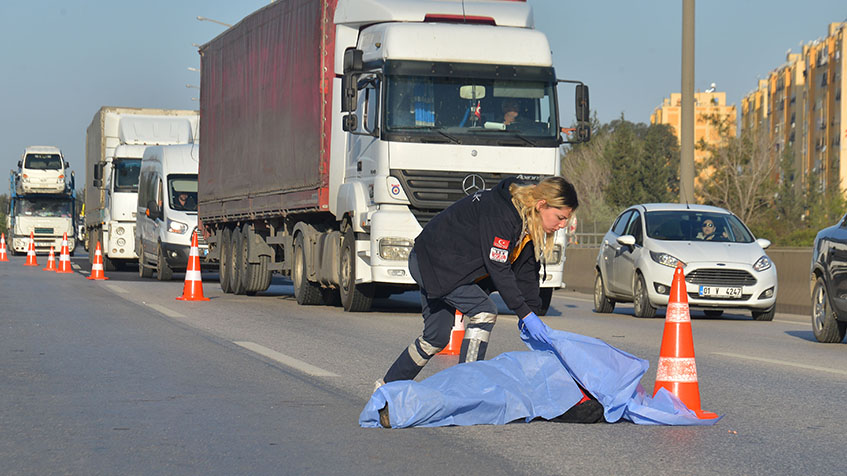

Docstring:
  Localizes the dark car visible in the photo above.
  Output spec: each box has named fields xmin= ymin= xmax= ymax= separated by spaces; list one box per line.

xmin=810 ymin=214 xmax=847 ymax=343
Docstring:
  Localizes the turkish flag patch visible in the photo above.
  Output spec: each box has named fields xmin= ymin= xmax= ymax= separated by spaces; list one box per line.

xmin=493 ymin=237 xmax=510 ymax=249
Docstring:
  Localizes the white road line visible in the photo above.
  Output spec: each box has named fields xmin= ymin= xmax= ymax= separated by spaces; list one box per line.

xmin=713 ymin=352 xmax=847 ymax=376
xmin=145 ymin=303 xmax=187 ymax=319
xmin=105 ymin=284 xmax=128 ymax=294
xmin=234 ymin=341 xmax=339 ymax=377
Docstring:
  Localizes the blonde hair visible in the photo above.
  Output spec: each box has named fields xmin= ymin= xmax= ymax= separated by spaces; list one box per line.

xmin=509 ymin=176 xmax=579 ymax=262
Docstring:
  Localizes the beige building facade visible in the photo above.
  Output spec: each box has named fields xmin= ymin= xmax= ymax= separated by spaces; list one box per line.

xmin=651 ymin=90 xmax=737 ymax=183
xmin=741 ymin=22 xmax=846 ymax=193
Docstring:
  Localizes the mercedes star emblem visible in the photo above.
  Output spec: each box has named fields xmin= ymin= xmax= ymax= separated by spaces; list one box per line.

xmin=462 ymin=174 xmax=485 ymax=196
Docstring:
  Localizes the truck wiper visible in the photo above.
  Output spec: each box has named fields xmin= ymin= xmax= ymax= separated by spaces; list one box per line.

xmin=498 ymin=134 xmax=536 ymax=147
xmin=389 ymin=126 xmax=460 ymax=144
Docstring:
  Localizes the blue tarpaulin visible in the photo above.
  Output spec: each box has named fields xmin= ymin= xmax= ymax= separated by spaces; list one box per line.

xmin=360 ymin=328 xmax=721 ymax=428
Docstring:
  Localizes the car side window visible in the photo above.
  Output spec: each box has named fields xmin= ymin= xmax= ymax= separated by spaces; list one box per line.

xmin=626 ymin=212 xmax=643 ymax=245
xmin=612 ymin=211 xmax=633 ymax=236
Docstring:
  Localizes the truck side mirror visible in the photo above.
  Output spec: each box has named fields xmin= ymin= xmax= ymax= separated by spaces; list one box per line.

xmin=341 ymin=48 xmax=363 ymax=113
xmin=93 ymin=163 xmax=103 ymax=188
xmin=576 ymin=123 xmax=591 ymax=143
xmin=343 ymin=47 xmax=363 ymax=73
xmin=575 ymin=84 xmax=590 ymax=123
xmin=342 ymin=114 xmax=358 ymax=132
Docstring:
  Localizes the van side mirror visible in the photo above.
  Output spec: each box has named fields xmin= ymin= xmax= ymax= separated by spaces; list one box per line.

xmin=65 ymin=161 xmax=70 ymax=168
xmin=17 ymin=160 xmax=21 ymax=168
xmin=146 ymin=200 xmax=161 ymax=220
xmin=93 ymin=163 xmax=103 ymax=187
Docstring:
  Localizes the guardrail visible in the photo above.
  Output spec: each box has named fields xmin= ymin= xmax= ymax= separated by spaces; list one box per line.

xmin=561 ymin=247 xmax=812 ymax=317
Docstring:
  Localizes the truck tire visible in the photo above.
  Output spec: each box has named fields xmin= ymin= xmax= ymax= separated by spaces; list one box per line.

xmin=812 ymin=276 xmax=847 ymax=342
xmin=230 ymin=226 xmax=246 ymax=295
xmin=137 ymin=242 xmax=153 ymax=278
xmin=537 ymin=287 xmax=553 ymax=316
xmin=340 ymin=229 xmax=374 ymax=312
xmin=156 ymin=244 xmax=173 ymax=281
xmin=241 ymin=224 xmax=272 ymax=295
xmin=293 ymin=233 xmax=322 ymax=305
xmin=219 ymin=227 xmax=233 ymax=293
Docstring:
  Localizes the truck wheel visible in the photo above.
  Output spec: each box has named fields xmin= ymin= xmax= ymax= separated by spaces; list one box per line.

xmin=230 ymin=226 xmax=246 ymax=295
xmin=340 ymin=229 xmax=374 ymax=312
xmin=137 ymin=242 xmax=153 ymax=278
xmin=156 ymin=244 xmax=173 ymax=281
xmin=219 ymin=227 xmax=233 ymax=293
xmin=537 ymin=287 xmax=553 ymax=316
xmin=241 ymin=224 xmax=272 ymax=295
xmin=293 ymin=233 xmax=322 ymax=305
xmin=812 ymin=277 xmax=847 ymax=342
xmin=633 ymin=273 xmax=656 ymax=318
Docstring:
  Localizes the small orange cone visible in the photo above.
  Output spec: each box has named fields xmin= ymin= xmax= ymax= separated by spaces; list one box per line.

xmin=653 ymin=263 xmax=718 ymax=420
xmin=437 ymin=310 xmax=465 ymax=355
xmin=87 ymin=242 xmax=109 ymax=280
xmin=0 ymin=233 xmax=9 ymax=262
xmin=43 ymin=246 xmax=57 ymax=271
xmin=176 ymin=231 xmax=209 ymax=301
xmin=56 ymin=232 xmax=73 ymax=274
xmin=24 ymin=232 xmax=38 ymax=266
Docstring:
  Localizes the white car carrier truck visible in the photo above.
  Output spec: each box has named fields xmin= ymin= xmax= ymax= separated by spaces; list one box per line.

xmin=198 ymin=0 xmax=590 ymax=312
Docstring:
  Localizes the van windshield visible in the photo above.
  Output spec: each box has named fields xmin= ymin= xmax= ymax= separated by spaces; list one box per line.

xmin=169 ymin=174 xmax=198 ymax=212
xmin=24 ymin=154 xmax=62 ymax=170
xmin=113 ymin=158 xmax=141 ymax=192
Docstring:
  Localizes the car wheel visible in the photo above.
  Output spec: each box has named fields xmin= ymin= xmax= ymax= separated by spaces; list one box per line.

xmin=811 ymin=276 xmax=847 ymax=342
xmin=751 ymin=307 xmax=775 ymax=321
xmin=293 ymin=233 xmax=322 ymax=305
xmin=537 ymin=287 xmax=554 ymax=316
xmin=339 ymin=228 xmax=374 ymax=312
xmin=703 ymin=309 xmax=723 ymax=318
xmin=156 ymin=244 xmax=173 ymax=281
xmin=593 ymin=272 xmax=615 ymax=313
xmin=138 ymin=242 xmax=153 ymax=278
xmin=633 ymin=273 xmax=656 ymax=318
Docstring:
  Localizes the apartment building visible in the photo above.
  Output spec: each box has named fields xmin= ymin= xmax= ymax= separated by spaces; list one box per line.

xmin=741 ymin=22 xmax=846 ymax=192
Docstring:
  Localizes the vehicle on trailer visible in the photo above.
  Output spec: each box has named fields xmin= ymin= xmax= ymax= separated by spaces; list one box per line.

xmin=594 ymin=203 xmax=777 ymax=320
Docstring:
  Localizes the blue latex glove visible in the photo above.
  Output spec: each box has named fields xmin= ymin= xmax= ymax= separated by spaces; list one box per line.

xmin=518 ymin=312 xmax=551 ymax=345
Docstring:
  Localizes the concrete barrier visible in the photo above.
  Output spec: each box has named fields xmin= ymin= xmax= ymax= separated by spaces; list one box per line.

xmin=561 ymin=247 xmax=812 ymax=316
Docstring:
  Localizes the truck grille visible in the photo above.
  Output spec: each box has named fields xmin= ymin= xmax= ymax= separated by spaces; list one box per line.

xmin=390 ymin=169 xmax=518 ymax=227
xmin=685 ymin=268 xmax=756 ymax=286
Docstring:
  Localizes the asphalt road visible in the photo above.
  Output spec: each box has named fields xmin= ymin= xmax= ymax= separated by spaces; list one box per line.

xmin=1 ymin=251 xmax=845 ymax=475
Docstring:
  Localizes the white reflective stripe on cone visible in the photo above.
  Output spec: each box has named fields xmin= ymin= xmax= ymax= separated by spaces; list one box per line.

xmin=189 ymin=247 xmax=199 ymax=257
xmin=666 ymin=302 xmax=690 ymax=323
xmin=185 ymin=270 xmax=202 ymax=282
xmin=92 ymin=264 xmax=104 ymax=271
xmin=656 ymin=357 xmax=699 ymax=382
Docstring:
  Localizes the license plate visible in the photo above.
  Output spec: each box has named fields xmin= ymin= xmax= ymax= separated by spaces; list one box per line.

xmin=699 ymin=286 xmax=742 ymax=299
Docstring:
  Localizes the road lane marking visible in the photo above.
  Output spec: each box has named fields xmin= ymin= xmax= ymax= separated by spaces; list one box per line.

xmin=105 ymin=284 xmax=128 ymax=294
xmin=234 ymin=341 xmax=339 ymax=377
xmin=145 ymin=303 xmax=187 ymax=319
xmin=713 ymin=352 xmax=847 ymax=376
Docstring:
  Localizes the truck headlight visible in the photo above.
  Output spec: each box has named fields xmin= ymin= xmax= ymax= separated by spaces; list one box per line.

xmin=551 ymin=244 xmax=563 ymax=264
xmin=650 ymin=250 xmax=684 ymax=268
xmin=753 ymin=255 xmax=772 ymax=272
xmin=168 ymin=219 xmax=189 ymax=234
xmin=117 ymin=238 xmax=126 ymax=246
xmin=116 ymin=226 xmax=125 ymax=235
xmin=379 ymin=237 xmax=413 ymax=261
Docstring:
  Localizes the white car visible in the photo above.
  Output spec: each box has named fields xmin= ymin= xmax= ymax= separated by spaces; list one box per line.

xmin=594 ymin=203 xmax=777 ymax=320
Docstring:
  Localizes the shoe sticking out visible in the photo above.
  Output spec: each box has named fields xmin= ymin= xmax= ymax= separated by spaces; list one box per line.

xmin=373 ymin=379 xmax=385 ymax=394
xmin=552 ymin=399 xmax=605 ymax=424
xmin=378 ymin=404 xmax=391 ymax=428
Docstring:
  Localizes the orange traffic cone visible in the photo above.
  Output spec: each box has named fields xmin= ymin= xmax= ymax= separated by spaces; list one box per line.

xmin=437 ymin=310 xmax=465 ymax=355
xmin=56 ymin=232 xmax=73 ymax=274
xmin=0 ymin=233 xmax=8 ymax=262
xmin=24 ymin=232 xmax=38 ymax=266
xmin=176 ymin=231 xmax=209 ymax=301
xmin=88 ymin=242 xmax=109 ymax=280
xmin=653 ymin=263 xmax=718 ymax=420
xmin=43 ymin=246 xmax=57 ymax=271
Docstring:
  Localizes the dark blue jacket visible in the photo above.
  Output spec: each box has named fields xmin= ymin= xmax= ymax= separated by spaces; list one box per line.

xmin=413 ymin=177 xmax=542 ymax=318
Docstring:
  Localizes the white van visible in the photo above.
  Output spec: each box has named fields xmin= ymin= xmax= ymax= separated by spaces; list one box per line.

xmin=17 ymin=146 xmax=69 ymax=194
xmin=136 ymin=144 xmax=206 ymax=280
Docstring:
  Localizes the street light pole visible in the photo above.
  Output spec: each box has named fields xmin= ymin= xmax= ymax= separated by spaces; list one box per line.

xmin=196 ymin=16 xmax=232 ymax=28
xmin=680 ymin=0 xmax=695 ymax=204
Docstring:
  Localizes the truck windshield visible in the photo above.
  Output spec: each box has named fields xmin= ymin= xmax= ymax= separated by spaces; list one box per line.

xmin=24 ymin=154 xmax=62 ymax=170
xmin=168 ymin=174 xmax=198 ymax=212
xmin=383 ymin=68 xmax=558 ymax=147
xmin=15 ymin=197 xmax=72 ymax=218
xmin=113 ymin=158 xmax=141 ymax=192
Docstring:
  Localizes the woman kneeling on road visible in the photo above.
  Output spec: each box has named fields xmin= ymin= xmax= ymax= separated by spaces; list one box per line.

xmin=377 ymin=175 xmax=578 ymax=388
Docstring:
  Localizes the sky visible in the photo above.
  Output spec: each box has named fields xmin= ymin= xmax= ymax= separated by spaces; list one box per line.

xmin=0 ymin=0 xmax=845 ymax=183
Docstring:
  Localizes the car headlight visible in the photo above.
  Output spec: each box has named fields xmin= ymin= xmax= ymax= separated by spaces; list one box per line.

xmin=168 ymin=219 xmax=189 ymax=234
xmin=379 ymin=237 xmax=413 ymax=261
xmin=650 ymin=250 xmax=684 ymax=268
xmin=753 ymin=255 xmax=772 ymax=272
